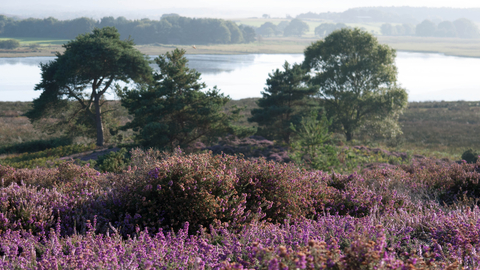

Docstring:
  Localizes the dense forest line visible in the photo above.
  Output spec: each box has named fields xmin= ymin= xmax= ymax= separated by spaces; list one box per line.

xmin=0 ymin=14 xmax=256 ymax=44
xmin=297 ymin=7 xmax=480 ymax=24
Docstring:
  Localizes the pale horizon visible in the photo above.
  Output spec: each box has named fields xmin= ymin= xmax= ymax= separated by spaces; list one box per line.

xmin=3 ymin=0 xmax=480 ymax=20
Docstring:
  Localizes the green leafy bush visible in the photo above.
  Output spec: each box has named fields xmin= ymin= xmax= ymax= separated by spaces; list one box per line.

xmin=0 ymin=39 xmax=20 ymax=49
xmin=96 ymin=148 xmax=130 ymax=173
xmin=461 ymin=148 xmax=479 ymax=163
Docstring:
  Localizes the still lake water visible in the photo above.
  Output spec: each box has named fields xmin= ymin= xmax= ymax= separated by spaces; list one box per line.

xmin=0 ymin=52 xmax=479 ymax=101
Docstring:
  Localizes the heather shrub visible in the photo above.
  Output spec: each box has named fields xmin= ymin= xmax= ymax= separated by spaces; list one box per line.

xmin=109 ymin=150 xmax=410 ymax=234
xmin=113 ymin=152 xmax=248 ymax=234
xmin=240 ymin=227 xmax=389 ymax=269
xmin=0 ymin=163 xmax=116 ymax=235
xmin=234 ymin=158 xmax=332 ymax=222
xmin=399 ymin=158 xmax=480 ymax=205
xmin=3 ymin=152 xmax=480 ymax=267
xmin=0 ymin=165 xmax=58 ymax=188
xmin=0 ymin=183 xmax=73 ymax=234
xmin=429 ymin=207 xmax=480 ymax=260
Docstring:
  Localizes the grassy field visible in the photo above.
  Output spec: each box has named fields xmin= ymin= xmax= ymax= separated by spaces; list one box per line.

xmin=1 ymin=36 xmax=479 ymax=58
xmin=226 ymin=99 xmax=480 ymax=160
xmin=3 ymin=99 xmax=478 ymax=160
xmin=136 ymin=39 xmax=313 ymax=55
xmin=0 ymin=102 xmax=51 ymax=147
xmin=0 ymin=37 xmax=70 ymax=45
xmin=378 ymin=36 xmax=480 ymax=57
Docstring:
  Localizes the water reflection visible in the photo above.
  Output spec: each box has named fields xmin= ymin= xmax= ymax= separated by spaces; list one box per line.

xmin=182 ymin=54 xmax=256 ymax=74
xmin=0 ymin=57 xmax=55 ymax=66
xmin=0 ymin=52 xmax=479 ymax=102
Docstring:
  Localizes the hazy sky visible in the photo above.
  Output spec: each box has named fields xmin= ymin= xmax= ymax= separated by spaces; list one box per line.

xmin=4 ymin=0 xmax=480 ymax=19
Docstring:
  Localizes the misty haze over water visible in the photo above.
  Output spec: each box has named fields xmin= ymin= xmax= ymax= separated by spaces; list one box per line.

xmin=0 ymin=52 xmax=479 ymax=102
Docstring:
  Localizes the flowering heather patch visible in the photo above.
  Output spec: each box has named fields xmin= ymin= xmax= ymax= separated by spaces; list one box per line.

xmin=0 ymin=149 xmax=480 ymax=268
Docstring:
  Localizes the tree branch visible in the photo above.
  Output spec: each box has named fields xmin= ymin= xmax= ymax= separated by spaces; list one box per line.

xmin=65 ymin=85 xmax=88 ymax=109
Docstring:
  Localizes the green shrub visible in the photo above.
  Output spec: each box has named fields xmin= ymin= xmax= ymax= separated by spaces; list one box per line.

xmin=0 ymin=39 xmax=20 ymax=49
xmin=289 ymin=111 xmax=339 ymax=171
xmin=97 ymin=148 xmax=130 ymax=173
xmin=461 ymin=149 xmax=479 ymax=163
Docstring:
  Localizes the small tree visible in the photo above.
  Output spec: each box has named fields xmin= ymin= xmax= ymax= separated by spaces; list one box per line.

xmin=121 ymin=48 xmax=253 ymax=151
xmin=289 ymin=110 xmax=338 ymax=171
xmin=27 ymin=27 xmax=152 ymax=146
xmin=303 ymin=28 xmax=408 ymax=141
xmin=249 ymin=61 xmax=317 ymax=143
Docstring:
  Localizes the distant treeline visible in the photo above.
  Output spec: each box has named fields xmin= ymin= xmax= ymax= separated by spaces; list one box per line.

xmin=297 ymin=7 xmax=480 ymax=24
xmin=381 ymin=18 xmax=480 ymax=38
xmin=0 ymin=14 xmax=256 ymax=44
xmin=254 ymin=19 xmax=309 ymax=37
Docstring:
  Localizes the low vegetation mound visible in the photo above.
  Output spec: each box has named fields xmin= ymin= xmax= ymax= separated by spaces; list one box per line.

xmin=204 ymin=135 xmax=291 ymax=163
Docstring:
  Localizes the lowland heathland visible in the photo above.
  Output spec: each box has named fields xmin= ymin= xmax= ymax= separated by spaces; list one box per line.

xmin=1 ymin=8 xmax=480 ymax=269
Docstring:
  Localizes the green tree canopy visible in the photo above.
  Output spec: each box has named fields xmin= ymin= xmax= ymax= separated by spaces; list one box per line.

xmin=26 ymin=27 xmax=152 ymax=146
xmin=303 ymin=28 xmax=408 ymax=141
xmin=453 ymin=18 xmax=480 ymax=38
xmin=416 ymin=20 xmax=436 ymax=37
xmin=239 ymin=25 xmax=256 ymax=42
xmin=436 ymin=21 xmax=457 ymax=37
xmin=284 ymin=19 xmax=309 ymax=37
xmin=249 ymin=61 xmax=318 ymax=143
xmin=121 ymin=48 xmax=253 ymax=151
xmin=256 ymin=22 xmax=279 ymax=37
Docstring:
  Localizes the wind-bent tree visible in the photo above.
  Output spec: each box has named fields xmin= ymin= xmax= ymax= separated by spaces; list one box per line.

xmin=121 ymin=48 xmax=253 ymax=151
xmin=27 ymin=27 xmax=152 ymax=146
xmin=249 ymin=61 xmax=317 ymax=143
xmin=303 ymin=28 xmax=408 ymax=141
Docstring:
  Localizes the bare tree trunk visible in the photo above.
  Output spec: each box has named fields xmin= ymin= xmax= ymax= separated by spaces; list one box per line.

xmin=345 ymin=130 xmax=353 ymax=141
xmin=94 ymin=94 xmax=104 ymax=146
